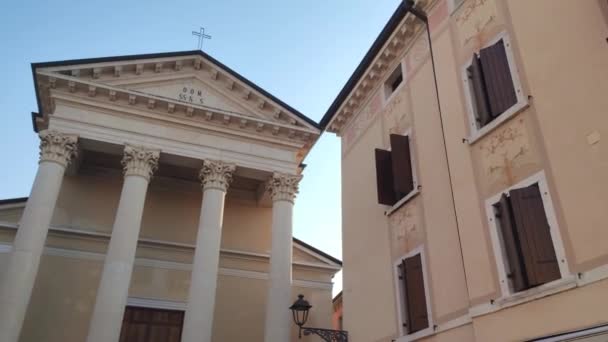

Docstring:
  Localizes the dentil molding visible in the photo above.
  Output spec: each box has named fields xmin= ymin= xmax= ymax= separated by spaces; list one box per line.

xmin=122 ymin=145 xmax=160 ymax=181
xmin=39 ymin=130 xmax=79 ymax=167
xmin=199 ymin=159 xmax=236 ymax=191
xmin=267 ymin=172 xmax=302 ymax=203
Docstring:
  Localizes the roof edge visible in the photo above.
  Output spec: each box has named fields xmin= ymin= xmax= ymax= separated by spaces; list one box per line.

xmin=293 ymin=237 xmax=343 ymax=266
xmin=320 ymin=2 xmax=411 ymax=128
xmin=30 ymin=50 xmax=320 ymax=131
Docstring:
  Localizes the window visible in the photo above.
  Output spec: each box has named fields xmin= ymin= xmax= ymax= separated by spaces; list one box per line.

xmin=463 ymin=34 xmax=525 ymax=140
xmin=385 ymin=64 xmax=404 ymax=98
xmin=395 ymin=252 xmax=430 ymax=336
xmin=492 ymin=182 xmax=561 ymax=293
xmin=374 ymin=133 xmax=416 ymax=206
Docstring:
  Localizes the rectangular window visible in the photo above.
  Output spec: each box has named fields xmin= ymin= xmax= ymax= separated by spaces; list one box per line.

xmin=385 ymin=64 xmax=404 ymax=98
xmin=374 ymin=133 xmax=416 ymax=206
xmin=467 ymin=38 xmax=517 ymax=128
xmin=463 ymin=34 xmax=526 ymax=141
xmin=396 ymin=253 xmax=430 ymax=335
xmin=493 ymin=183 xmax=561 ymax=293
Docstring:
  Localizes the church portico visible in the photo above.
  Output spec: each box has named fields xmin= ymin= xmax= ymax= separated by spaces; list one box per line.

xmin=0 ymin=51 xmax=338 ymax=342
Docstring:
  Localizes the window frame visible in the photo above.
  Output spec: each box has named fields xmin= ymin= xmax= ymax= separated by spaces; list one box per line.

xmin=385 ymin=128 xmax=420 ymax=216
xmin=384 ymin=61 xmax=406 ymax=101
xmin=461 ymin=32 xmax=528 ymax=144
xmin=485 ymin=171 xmax=571 ymax=299
xmin=392 ymin=246 xmax=434 ymax=341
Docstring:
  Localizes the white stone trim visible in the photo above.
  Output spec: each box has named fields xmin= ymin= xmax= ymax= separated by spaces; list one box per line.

xmin=461 ymin=31 xmax=529 ymax=144
xmin=48 ymin=115 xmax=298 ymax=175
xmin=485 ymin=171 xmax=571 ymax=298
xmin=0 ymin=223 xmax=338 ymax=272
xmin=126 ymin=297 xmax=187 ymax=311
xmin=392 ymin=246 xmax=435 ymax=341
xmin=0 ymin=243 xmax=333 ymax=290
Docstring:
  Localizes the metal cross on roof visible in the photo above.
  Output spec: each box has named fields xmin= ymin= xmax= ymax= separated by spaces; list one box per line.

xmin=192 ymin=27 xmax=212 ymax=50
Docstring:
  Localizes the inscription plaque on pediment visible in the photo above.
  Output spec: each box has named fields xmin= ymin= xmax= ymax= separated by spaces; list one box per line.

xmin=129 ymin=78 xmax=244 ymax=115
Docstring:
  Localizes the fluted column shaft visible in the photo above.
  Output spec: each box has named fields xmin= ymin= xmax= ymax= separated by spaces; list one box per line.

xmin=0 ymin=130 xmax=78 ymax=342
xmin=86 ymin=145 xmax=159 ymax=342
xmin=264 ymin=173 xmax=302 ymax=342
xmin=181 ymin=160 xmax=235 ymax=342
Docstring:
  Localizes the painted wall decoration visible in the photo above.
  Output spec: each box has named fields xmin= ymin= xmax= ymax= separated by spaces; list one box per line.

xmin=455 ymin=0 xmax=499 ymax=50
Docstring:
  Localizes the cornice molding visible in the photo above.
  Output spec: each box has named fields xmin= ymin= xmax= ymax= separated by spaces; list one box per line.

xmin=326 ymin=0 xmax=434 ymax=134
xmin=38 ymin=71 xmax=318 ymax=145
xmin=38 ymin=130 xmax=79 ymax=167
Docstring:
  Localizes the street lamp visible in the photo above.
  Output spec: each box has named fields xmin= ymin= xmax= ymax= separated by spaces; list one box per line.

xmin=289 ymin=294 xmax=348 ymax=342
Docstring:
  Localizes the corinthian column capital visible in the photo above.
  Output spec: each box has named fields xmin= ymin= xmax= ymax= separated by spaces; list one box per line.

xmin=267 ymin=172 xmax=302 ymax=203
xmin=38 ymin=130 xmax=79 ymax=167
xmin=199 ymin=160 xmax=236 ymax=192
xmin=121 ymin=145 xmax=160 ymax=181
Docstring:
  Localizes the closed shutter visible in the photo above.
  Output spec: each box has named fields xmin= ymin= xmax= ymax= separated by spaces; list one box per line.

xmin=480 ymin=39 xmax=518 ymax=117
xmin=495 ymin=194 xmax=528 ymax=292
xmin=375 ymin=149 xmax=397 ymax=205
xmin=390 ymin=134 xmax=414 ymax=199
xmin=509 ymin=184 xmax=561 ymax=287
xmin=403 ymin=254 xmax=429 ymax=334
xmin=467 ymin=56 xmax=492 ymax=126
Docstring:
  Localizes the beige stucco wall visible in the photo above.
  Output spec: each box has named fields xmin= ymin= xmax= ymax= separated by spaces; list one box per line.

xmin=337 ymin=0 xmax=608 ymax=341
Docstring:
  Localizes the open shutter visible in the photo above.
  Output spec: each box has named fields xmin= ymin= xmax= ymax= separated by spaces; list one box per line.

xmin=467 ymin=56 xmax=492 ymax=126
xmin=510 ymin=184 xmax=561 ymax=287
xmin=399 ymin=260 xmax=412 ymax=332
xmin=375 ymin=149 xmax=397 ymax=205
xmin=403 ymin=254 xmax=429 ymax=334
xmin=390 ymin=134 xmax=414 ymax=199
xmin=480 ymin=39 xmax=518 ymax=117
xmin=495 ymin=194 xmax=528 ymax=292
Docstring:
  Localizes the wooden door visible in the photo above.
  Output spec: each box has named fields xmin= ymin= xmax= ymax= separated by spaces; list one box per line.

xmin=119 ymin=306 xmax=184 ymax=342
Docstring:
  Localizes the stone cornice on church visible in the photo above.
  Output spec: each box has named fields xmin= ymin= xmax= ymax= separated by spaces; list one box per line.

xmin=323 ymin=0 xmax=435 ymax=134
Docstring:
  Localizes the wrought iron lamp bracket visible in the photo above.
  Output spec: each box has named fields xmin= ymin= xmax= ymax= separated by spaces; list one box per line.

xmin=301 ymin=326 xmax=349 ymax=342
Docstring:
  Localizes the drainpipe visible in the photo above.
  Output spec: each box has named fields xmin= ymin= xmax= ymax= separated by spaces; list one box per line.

xmin=402 ymin=0 xmax=472 ymax=300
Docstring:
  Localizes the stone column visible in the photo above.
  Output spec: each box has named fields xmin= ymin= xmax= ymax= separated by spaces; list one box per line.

xmin=264 ymin=172 xmax=302 ymax=342
xmin=181 ymin=160 xmax=235 ymax=342
xmin=86 ymin=145 xmax=159 ymax=342
xmin=0 ymin=130 xmax=78 ymax=342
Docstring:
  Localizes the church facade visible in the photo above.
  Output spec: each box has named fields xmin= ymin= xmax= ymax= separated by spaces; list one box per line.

xmin=322 ymin=0 xmax=608 ymax=341
xmin=0 ymin=51 xmax=340 ymax=342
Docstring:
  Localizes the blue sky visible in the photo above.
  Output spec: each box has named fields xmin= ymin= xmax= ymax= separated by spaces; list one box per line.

xmin=0 ymin=0 xmax=401 ymax=295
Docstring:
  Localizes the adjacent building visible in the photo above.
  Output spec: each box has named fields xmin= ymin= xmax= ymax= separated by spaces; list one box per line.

xmin=322 ymin=0 xmax=608 ymax=341
xmin=0 ymin=51 xmax=341 ymax=342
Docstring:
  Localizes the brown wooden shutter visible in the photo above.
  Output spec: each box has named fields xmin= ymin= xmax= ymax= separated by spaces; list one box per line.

xmin=403 ymin=254 xmax=429 ymax=334
xmin=375 ymin=149 xmax=397 ymax=205
xmin=390 ymin=134 xmax=414 ymax=199
xmin=495 ymin=194 xmax=528 ymax=292
xmin=509 ymin=184 xmax=561 ymax=287
xmin=467 ymin=56 xmax=492 ymax=126
xmin=399 ymin=260 xmax=412 ymax=332
xmin=120 ymin=307 xmax=184 ymax=342
xmin=480 ymin=39 xmax=518 ymax=117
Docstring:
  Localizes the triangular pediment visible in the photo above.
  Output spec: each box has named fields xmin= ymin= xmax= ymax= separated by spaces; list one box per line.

xmin=33 ymin=51 xmax=320 ymax=132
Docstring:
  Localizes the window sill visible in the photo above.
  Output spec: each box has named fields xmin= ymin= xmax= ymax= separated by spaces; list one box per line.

xmin=385 ymin=188 xmax=420 ymax=217
xmin=470 ymin=275 xmax=577 ymax=318
xmin=466 ymin=100 xmax=529 ymax=145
